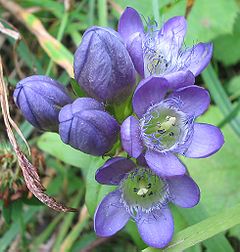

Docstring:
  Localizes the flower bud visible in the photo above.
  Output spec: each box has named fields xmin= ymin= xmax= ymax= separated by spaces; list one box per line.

xmin=59 ymin=98 xmax=119 ymax=156
xmin=74 ymin=26 xmax=136 ymax=103
xmin=13 ymin=75 xmax=72 ymax=131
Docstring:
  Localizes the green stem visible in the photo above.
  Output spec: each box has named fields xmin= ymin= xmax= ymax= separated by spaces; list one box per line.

xmin=98 ymin=0 xmax=107 ymax=26
xmin=88 ymin=0 xmax=95 ymax=26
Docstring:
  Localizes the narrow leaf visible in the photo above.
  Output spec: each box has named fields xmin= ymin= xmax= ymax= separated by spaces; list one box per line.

xmin=143 ymin=203 xmax=240 ymax=252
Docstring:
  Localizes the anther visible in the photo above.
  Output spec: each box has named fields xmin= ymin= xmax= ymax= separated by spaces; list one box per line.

xmin=158 ymin=129 xmax=166 ymax=134
xmin=147 ymin=183 xmax=152 ymax=189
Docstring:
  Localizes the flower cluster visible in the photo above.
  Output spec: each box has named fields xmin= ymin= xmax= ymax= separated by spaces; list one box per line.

xmin=13 ymin=6 xmax=224 ymax=249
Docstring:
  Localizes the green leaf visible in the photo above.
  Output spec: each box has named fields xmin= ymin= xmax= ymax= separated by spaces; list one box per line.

xmin=70 ymin=78 xmax=86 ymax=97
xmin=227 ymin=75 xmax=240 ymax=100
xmin=37 ymin=133 xmax=110 ymax=217
xmin=143 ymin=203 xmax=240 ymax=252
xmin=184 ymin=106 xmax=240 ymax=213
xmin=160 ymin=0 xmax=187 ymax=19
xmin=37 ymin=132 xmax=102 ymax=176
xmin=214 ymin=15 xmax=240 ymax=66
xmin=85 ymin=157 xmax=115 ymax=217
xmin=125 ymin=221 xmax=147 ymax=249
xmin=186 ymin=0 xmax=239 ymax=43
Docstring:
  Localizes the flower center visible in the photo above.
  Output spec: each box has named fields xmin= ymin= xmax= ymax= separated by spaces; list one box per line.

xmin=143 ymin=34 xmax=170 ymax=77
xmin=120 ymin=167 xmax=169 ymax=215
xmin=142 ymin=20 xmax=179 ymax=77
xmin=140 ymin=99 xmax=193 ymax=153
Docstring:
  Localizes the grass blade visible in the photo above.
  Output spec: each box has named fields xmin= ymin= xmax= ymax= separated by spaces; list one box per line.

xmin=143 ymin=203 xmax=240 ymax=252
xmin=202 ymin=64 xmax=240 ymax=137
xmin=0 ymin=0 xmax=73 ymax=77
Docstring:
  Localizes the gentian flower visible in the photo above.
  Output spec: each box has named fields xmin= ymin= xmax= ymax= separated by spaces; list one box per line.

xmin=121 ymin=77 xmax=224 ymax=176
xmin=118 ymin=7 xmax=213 ymax=88
xmin=13 ymin=75 xmax=72 ymax=131
xmin=94 ymin=157 xmax=200 ymax=248
xmin=74 ymin=26 xmax=136 ymax=103
xmin=59 ymin=97 xmax=119 ymax=156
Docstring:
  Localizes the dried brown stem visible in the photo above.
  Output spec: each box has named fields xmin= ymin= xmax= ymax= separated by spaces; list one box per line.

xmin=108 ymin=0 xmax=123 ymax=15
xmin=185 ymin=0 xmax=195 ymax=18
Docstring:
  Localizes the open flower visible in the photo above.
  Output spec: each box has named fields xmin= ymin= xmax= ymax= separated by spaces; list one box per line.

xmin=118 ymin=7 xmax=213 ymax=88
xmin=74 ymin=26 xmax=136 ymax=103
xmin=13 ymin=75 xmax=72 ymax=131
xmin=59 ymin=97 xmax=119 ymax=156
xmin=121 ymin=76 xmax=224 ymax=176
xmin=94 ymin=157 xmax=200 ymax=248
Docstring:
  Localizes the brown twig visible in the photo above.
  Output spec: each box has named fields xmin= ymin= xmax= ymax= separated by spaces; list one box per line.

xmin=108 ymin=0 xmax=123 ymax=15
xmin=185 ymin=0 xmax=195 ymax=18
xmin=64 ymin=0 xmax=74 ymax=12
xmin=0 ymin=57 xmax=76 ymax=212
xmin=0 ymin=19 xmax=25 ymax=79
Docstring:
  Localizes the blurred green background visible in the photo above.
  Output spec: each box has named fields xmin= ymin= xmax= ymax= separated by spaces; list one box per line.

xmin=0 ymin=0 xmax=240 ymax=251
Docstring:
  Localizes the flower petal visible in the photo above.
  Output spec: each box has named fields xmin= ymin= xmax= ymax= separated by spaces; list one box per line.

xmin=121 ymin=116 xmax=143 ymax=158
xmin=180 ymin=42 xmax=213 ymax=76
xmin=164 ymin=70 xmax=195 ymax=90
xmin=167 ymin=175 xmax=200 ymax=208
xmin=95 ymin=157 xmax=136 ymax=185
xmin=94 ymin=190 xmax=130 ymax=237
xmin=126 ymin=33 xmax=144 ymax=77
xmin=132 ymin=76 xmax=169 ymax=118
xmin=184 ymin=123 xmax=224 ymax=158
xmin=145 ymin=150 xmax=186 ymax=177
xmin=169 ymin=86 xmax=210 ymax=117
xmin=136 ymin=207 xmax=174 ymax=248
xmin=118 ymin=7 xmax=144 ymax=43
xmin=159 ymin=16 xmax=187 ymax=52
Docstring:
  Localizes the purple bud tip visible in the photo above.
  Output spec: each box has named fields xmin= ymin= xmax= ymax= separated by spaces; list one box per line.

xmin=74 ymin=26 xmax=136 ymax=103
xmin=13 ymin=75 xmax=72 ymax=132
xmin=59 ymin=97 xmax=120 ymax=156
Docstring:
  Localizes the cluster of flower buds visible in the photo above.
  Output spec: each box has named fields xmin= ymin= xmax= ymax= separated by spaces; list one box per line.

xmin=13 ymin=6 xmax=224 ymax=249
xmin=14 ymin=25 xmax=135 ymax=156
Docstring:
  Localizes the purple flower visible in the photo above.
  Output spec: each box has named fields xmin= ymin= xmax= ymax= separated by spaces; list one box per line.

xmin=94 ymin=157 xmax=200 ymax=248
xmin=59 ymin=97 xmax=119 ymax=156
xmin=13 ymin=75 xmax=72 ymax=131
xmin=74 ymin=26 xmax=136 ymax=103
xmin=118 ymin=7 xmax=213 ymax=88
xmin=120 ymin=76 xmax=224 ymax=177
